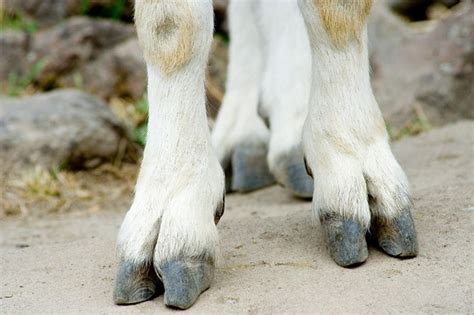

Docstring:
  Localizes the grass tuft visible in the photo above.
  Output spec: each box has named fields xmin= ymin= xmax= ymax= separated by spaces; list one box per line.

xmin=388 ymin=103 xmax=432 ymax=141
xmin=6 ymin=60 xmax=46 ymax=96
xmin=133 ymin=94 xmax=149 ymax=146
xmin=108 ymin=94 xmax=149 ymax=147
xmin=0 ymin=9 xmax=38 ymax=33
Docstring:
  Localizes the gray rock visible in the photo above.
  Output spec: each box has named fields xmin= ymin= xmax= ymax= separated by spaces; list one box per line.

xmin=0 ymin=15 xmax=227 ymax=110
xmin=3 ymin=0 xmax=70 ymax=27
xmin=0 ymin=89 xmax=138 ymax=171
xmin=3 ymin=0 xmax=134 ymax=27
xmin=0 ymin=17 xmax=135 ymax=79
xmin=32 ymin=17 xmax=136 ymax=86
xmin=0 ymin=17 xmax=139 ymax=99
xmin=60 ymin=38 xmax=147 ymax=100
xmin=0 ymin=32 xmax=30 ymax=83
xmin=369 ymin=1 xmax=473 ymax=130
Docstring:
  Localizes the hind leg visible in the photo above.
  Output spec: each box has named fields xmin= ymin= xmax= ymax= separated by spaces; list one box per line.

xmin=298 ymin=0 xmax=418 ymax=266
xmin=212 ymin=0 xmax=275 ymax=193
xmin=114 ymin=0 xmax=224 ymax=309
xmin=258 ymin=0 xmax=314 ymax=198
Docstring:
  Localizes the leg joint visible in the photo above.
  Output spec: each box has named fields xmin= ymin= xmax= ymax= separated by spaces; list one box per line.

xmin=134 ymin=0 xmax=195 ymax=75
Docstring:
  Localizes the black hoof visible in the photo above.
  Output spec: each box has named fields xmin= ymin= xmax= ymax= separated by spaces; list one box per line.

xmin=321 ymin=214 xmax=368 ymax=267
xmin=157 ymin=259 xmax=214 ymax=310
xmin=113 ymin=260 xmax=161 ymax=305
xmin=371 ymin=208 xmax=418 ymax=258
xmin=273 ymin=146 xmax=313 ymax=199
xmin=229 ymin=143 xmax=275 ymax=193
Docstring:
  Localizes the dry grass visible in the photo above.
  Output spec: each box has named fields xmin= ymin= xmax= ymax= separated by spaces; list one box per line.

xmin=0 ymin=163 xmax=138 ymax=219
xmin=388 ymin=103 xmax=433 ymax=141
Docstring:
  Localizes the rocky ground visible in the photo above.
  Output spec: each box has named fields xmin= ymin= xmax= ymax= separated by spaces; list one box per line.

xmin=1 ymin=122 xmax=473 ymax=313
xmin=0 ymin=0 xmax=473 ymax=313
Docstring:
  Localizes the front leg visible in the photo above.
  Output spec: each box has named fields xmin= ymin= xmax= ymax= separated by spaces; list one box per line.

xmin=298 ymin=0 xmax=417 ymax=266
xmin=114 ymin=0 xmax=224 ymax=309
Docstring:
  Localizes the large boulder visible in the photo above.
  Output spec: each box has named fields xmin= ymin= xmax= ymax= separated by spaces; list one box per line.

xmin=369 ymin=1 xmax=473 ymax=130
xmin=0 ymin=32 xmax=31 ymax=83
xmin=0 ymin=89 xmax=139 ymax=171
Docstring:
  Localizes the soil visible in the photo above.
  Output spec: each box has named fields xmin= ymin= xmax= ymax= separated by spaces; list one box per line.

xmin=1 ymin=121 xmax=473 ymax=313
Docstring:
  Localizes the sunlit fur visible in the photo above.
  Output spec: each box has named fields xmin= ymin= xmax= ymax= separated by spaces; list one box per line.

xmin=119 ymin=0 xmax=412 ymax=270
xmin=118 ymin=0 xmax=223 ymax=268
xmin=299 ymin=0 xmax=411 ymax=227
xmin=211 ymin=0 xmax=269 ymax=168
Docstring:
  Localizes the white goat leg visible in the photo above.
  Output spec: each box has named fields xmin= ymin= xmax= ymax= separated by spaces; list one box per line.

xmin=258 ymin=0 xmax=314 ymax=198
xmin=212 ymin=0 xmax=275 ymax=193
xmin=298 ymin=0 xmax=417 ymax=266
xmin=114 ymin=0 xmax=224 ymax=309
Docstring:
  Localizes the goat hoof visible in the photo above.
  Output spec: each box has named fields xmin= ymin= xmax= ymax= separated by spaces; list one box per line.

xmin=321 ymin=214 xmax=368 ymax=267
xmin=229 ymin=143 xmax=275 ymax=193
xmin=272 ymin=146 xmax=313 ymax=199
xmin=371 ymin=208 xmax=418 ymax=258
xmin=157 ymin=259 xmax=214 ymax=310
xmin=113 ymin=261 xmax=161 ymax=305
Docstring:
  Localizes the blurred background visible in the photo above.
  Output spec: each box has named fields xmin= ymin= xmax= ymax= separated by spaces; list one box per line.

xmin=0 ymin=0 xmax=472 ymax=218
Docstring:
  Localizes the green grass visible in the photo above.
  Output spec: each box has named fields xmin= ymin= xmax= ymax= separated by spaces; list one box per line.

xmin=132 ymin=95 xmax=149 ymax=146
xmin=80 ymin=0 xmax=92 ymax=16
xmin=6 ymin=60 xmax=46 ymax=96
xmin=0 ymin=13 xmax=37 ymax=33
xmin=214 ymin=32 xmax=230 ymax=44
xmin=133 ymin=124 xmax=147 ymax=147
xmin=73 ymin=72 xmax=84 ymax=90
xmin=80 ymin=0 xmax=128 ymax=21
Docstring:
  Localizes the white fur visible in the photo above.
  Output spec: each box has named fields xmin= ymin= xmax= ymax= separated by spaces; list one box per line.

xmin=212 ymin=0 xmax=312 ymax=187
xmin=211 ymin=0 xmax=269 ymax=166
xmin=298 ymin=0 xmax=411 ymax=226
xmin=119 ymin=0 xmax=413 ymax=267
xmin=257 ymin=0 xmax=311 ymax=178
xmin=118 ymin=0 xmax=223 ymax=266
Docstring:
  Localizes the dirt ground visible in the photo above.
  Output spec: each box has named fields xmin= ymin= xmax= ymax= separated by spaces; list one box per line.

xmin=1 ymin=121 xmax=473 ymax=314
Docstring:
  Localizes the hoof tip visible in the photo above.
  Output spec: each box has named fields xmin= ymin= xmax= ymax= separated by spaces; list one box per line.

xmin=321 ymin=214 xmax=368 ymax=267
xmin=113 ymin=261 xmax=159 ymax=305
xmin=230 ymin=143 xmax=275 ymax=193
xmin=373 ymin=209 xmax=418 ymax=258
xmin=158 ymin=259 xmax=214 ymax=310
xmin=273 ymin=146 xmax=314 ymax=199
xmin=285 ymin=162 xmax=314 ymax=199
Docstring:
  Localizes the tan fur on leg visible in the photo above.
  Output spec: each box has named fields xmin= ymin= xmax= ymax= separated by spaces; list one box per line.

xmin=135 ymin=0 xmax=195 ymax=76
xmin=313 ymin=0 xmax=372 ymax=48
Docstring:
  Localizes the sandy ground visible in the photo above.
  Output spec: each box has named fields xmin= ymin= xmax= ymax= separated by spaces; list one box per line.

xmin=1 ymin=121 xmax=473 ymax=314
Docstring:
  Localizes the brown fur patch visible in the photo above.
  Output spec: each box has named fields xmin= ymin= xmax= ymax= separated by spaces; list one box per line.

xmin=313 ymin=0 xmax=372 ymax=48
xmin=134 ymin=0 xmax=194 ymax=76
